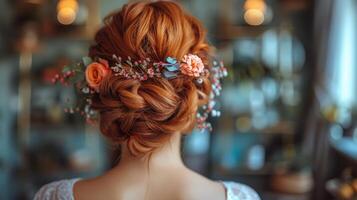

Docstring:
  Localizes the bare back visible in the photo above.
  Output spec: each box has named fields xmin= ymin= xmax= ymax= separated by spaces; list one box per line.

xmin=73 ymin=166 xmax=225 ymax=200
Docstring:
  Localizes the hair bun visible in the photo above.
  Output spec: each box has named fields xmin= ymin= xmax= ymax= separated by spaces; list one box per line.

xmin=88 ymin=1 xmax=212 ymax=156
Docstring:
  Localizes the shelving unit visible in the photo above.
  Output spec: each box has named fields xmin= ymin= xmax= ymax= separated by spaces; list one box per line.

xmin=0 ymin=60 xmax=17 ymax=200
xmin=185 ymin=0 xmax=315 ymax=199
xmin=6 ymin=37 xmax=109 ymax=199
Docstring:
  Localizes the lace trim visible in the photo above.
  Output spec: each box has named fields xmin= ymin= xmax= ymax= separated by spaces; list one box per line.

xmin=34 ymin=178 xmax=80 ymax=200
xmin=222 ymin=181 xmax=261 ymax=200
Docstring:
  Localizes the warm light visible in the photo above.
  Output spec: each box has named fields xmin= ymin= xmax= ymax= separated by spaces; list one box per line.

xmin=57 ymin=7 xmax=76 ymax=25
xmin=244 ymin=9 xmax=265 ymax=26
xmin=244 ymin=0 xmax=266 ymax=11
xmin=56 ymin=0 xmax=78 ymax=25
xmin=57 ymin=0 xmax=78 ymax=12
xmin=243 ymin=0 xmax=267 ymax=26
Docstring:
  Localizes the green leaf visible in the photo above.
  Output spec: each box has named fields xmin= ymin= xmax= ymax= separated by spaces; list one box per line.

xmin=78 ymin=62 xmax=86 ymax=70
xmin=82 ymin=57 xmax=92 ymax=66
xmin=62 ymin=65 xmax=72 ymax=73
xmin=68 ymin=72 xmax=85 ymax=83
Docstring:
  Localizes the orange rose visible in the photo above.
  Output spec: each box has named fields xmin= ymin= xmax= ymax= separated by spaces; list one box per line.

xmin=85 ymin=58 xmax=111 ymax=91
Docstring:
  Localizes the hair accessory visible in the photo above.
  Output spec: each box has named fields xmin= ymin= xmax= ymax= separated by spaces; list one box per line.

xmin=195 ymin=59 xmax=227 ymax=131
xmin=52 ymin=54 xmax=227 ymax=131
xmin=180 ymin=54 xmax=205 ymax=77
xmin=110 ymin=54 xmax=206 ymax=81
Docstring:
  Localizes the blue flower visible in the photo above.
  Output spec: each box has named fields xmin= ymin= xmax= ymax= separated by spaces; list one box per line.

xmin=162 ymin=70 xmax=178 ymax=79
xmin=166 ymin=57 xmax=177 ymax=64
xmin=161 ymin=56 xmax=180 ymax=79
xmin=164 ymin=63 xmax=179 ymax=72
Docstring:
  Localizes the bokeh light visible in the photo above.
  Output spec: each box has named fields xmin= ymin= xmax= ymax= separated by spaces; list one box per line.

xmin=244 ymin=9 xmax=265 ymax=26
xmin=243 ymin=0 xmax=267 ymax=26
xmin=57 ymin=0 xmax=78 ymax=25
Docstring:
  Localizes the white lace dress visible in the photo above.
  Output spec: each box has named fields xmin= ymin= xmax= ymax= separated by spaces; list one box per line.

xmin=33 ymin=179 xmax=260 ymax=200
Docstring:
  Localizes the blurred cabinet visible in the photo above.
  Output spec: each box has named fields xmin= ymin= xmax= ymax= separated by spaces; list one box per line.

xmin=0 ymin=61 xmax=16 ymax=200
xmin=182 ymin=0 xmax=314 ymax=199
xmin=0 ymin=39 xmax=111 ymax=200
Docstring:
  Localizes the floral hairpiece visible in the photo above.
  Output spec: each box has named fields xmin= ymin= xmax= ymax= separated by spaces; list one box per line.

xmin=52 ymin=54 xmax=227 ymax=131
xmin=109 ymin=54 xmax=207 ymax=80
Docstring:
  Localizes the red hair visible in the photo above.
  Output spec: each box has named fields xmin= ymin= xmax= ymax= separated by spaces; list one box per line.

xmin=89 ymin=1 xmax=212 ymax=156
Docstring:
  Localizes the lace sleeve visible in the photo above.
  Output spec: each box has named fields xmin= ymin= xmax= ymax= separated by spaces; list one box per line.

xmin=223 ymin=181 xmax=261 ymax=200
xmin=33 ymin=179 xmax=79 ymax=200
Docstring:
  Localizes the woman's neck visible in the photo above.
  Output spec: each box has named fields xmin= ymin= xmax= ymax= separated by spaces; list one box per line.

xmin=115 ymin=132 xmax=185 ymax=171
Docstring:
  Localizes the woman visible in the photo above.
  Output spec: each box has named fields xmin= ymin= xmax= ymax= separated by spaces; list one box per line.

xmin=34 ymin=1 xmax=260 ymax=200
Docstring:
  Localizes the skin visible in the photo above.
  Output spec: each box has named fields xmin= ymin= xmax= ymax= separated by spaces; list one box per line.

xmin=73 ymin=132 xmax=226 ymax=200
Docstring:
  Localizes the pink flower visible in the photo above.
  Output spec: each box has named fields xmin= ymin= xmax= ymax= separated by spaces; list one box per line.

xmin=147 ymin=68 xmax=155 ymax=77
xmin=180 ymin=54 xmax=204 ymax=77
xmin=85 ymin=58 xmax=111 ymax=91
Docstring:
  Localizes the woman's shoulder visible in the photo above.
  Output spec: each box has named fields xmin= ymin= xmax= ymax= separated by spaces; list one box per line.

xmin=221 ymin=181 xmax=261 ymax=200
xmin=33 ymin=178 xmax=80 ymax=200
xmin=33 ymin=178 xmax=260 ymax=200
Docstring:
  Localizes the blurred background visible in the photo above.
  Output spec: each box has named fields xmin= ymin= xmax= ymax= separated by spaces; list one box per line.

xmin=0 ymin=0 xmax=356 ymax=199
